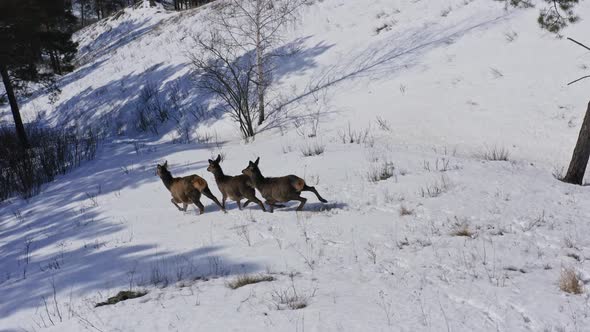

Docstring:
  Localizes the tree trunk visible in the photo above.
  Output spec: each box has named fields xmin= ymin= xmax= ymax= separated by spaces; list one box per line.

xmin=0 ymin=64 xmax=30 ymax=150
xmin=563 ymin=100 xmax=590 ymax=185
xmin=255 ymin=8 xmax=265 ymax=125
xmin=49 ymin=50 xmax=59 ymax=74
xmin=55 ymin=50 xmax=62 ymax=75
xmin=81 ymin=0 xmax=86 ymax=26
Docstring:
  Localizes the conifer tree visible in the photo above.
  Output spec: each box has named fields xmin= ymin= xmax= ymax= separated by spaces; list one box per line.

xmin=0 ymin=0 xmax=78 ymax=150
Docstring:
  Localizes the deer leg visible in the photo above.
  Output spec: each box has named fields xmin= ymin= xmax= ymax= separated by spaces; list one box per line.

xmin=265 ymin=200 xmax=275 ymax=213
xmin=302 ymin=185 xmax=328 ymax=203
xmin=171 ymin=199 xmax=184 ymax=211
xmin=265 ymin=199 xmax=286 ymax=211
xmin=202 ymin=187 xmax=226 ymax=213
xmin=182 ymin=202 xmax=188 ymax=212
xmin=266 ymin=200 xmax=286 ymax=208
xmin=295 ymin=196 xmax=307 ymax=211
xmin=244 ymin=195 xmax=266 ymax=212
xmin=221 ymin=194 xmax=227 ymax=209
xmin=194 ymin=199 xmax=205 ymax=215
xmin=237 ymin=200 xmax=243 ymax=210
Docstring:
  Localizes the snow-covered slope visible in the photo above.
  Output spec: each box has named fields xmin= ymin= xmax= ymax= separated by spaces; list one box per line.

xmin=2 ymin=0 xmax=590 ymax=331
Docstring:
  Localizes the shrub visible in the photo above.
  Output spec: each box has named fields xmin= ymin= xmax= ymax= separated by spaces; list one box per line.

xmin=135 ymin=81 xmax=168 ymax=134
xmin=0 ymin=124 xmax=100 ymax=201
xmin=399 ymin=205 xmax=414 ymax=216
xmin=271 ymin=287 xmax=311 ymax=310
xmin=478 ymin=146 xmax=510 ymax=161
xmin=338 ymin=123 xmax=373 ymax=145
xmin=559 ymin=268 xmax=583 ymax=294
xmin=420 ymin=175 xmax=450 ymax=198
xmin=368 ymin=161 xmax=395 ymax=182
xmin=300 ymin=141 xmax=325 ymax=157
xmin=450 ymin=224 xmax=474 ymax=237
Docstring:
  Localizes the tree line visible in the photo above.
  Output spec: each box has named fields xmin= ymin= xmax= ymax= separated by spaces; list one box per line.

xmin=1 ymin=0 xmax=79 ymax=149
xmin=170 ymin=0 xmax=216 ymax=11
xmin=73 ymin=0 xmax=217 ymax=26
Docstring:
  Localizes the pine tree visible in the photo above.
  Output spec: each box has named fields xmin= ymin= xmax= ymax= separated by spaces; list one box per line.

xmin=0 ymin=0 xmax=78 ymax=150
xmin=496 ymin=0 xmax=581 ymax=34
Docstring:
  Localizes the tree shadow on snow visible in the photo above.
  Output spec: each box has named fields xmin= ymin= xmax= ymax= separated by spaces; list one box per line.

xmin=265 ymin=14 xmax=511 ymax=132
xmin=34 ymin=35 xmax=337 ymax=141
xmin=0 ymin=138 xmax=258 ymax=319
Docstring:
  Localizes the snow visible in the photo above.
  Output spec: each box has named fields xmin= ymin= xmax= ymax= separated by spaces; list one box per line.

xmin=2 ymin=0 xmax=590 ymax=331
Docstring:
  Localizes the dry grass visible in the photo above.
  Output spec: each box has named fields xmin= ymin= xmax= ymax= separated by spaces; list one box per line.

xmin=420 ymin=175 xmax=450 ymax=198
xmin=368 ymin=161 xmax=395 ymax=182
xmin=271 ymin=288 xmax=312 ymax=310
xmin=399 ymin=205 xmax=414 ymax=216
xmin=300 ymin=141 xmax=325 ymax=157
xmin=450 ymin=224 xmax=474 ymax=237
xmin=95 ymin=290 xmax=147 ymax=307
xmin=559 ymin=268 xmax=583 ymax=294
xmin=477 ymin=146 xmax=510 ymax=161
xmin=226 ymin=274 xmax=274 ymax=289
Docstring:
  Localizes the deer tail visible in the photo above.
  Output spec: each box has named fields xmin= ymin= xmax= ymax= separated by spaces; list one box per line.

xmin=292 ymin=178 xmax=305 ymax=192
xmin=192 ymin=177 xmax=208 ymax=192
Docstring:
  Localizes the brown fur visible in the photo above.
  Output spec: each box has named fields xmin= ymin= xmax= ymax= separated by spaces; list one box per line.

xmin=292 ymin=178 xmax=305 ymax=192
xmin=192 ymin=177 xmax=207 ymax=192
xmin=241 ymin=157 xmax=327 ymax=212
xmin=156 ymin=161 xmax=225 ymax=215
xmin=207 ymin=155 xmax=266 ymax=211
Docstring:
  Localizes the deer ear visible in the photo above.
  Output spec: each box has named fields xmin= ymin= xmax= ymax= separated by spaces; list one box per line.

xmin=208 ymin=159 xmax=213 ymax=164
xmin=216 ymin=154 xmax=221 ymax=163
xmin=254 ymin=157 xmax=260 ymax=166
xmin=163 ymin=160 xmax=168 ymax=168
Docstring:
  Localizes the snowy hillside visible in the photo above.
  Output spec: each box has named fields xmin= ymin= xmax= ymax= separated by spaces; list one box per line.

xmin=2 ymin=0 xmax=590 ymax=331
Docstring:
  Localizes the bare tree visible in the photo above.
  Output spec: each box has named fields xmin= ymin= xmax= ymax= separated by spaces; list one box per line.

xmin=497 ymin=1 xmax=588 ymax=184
xmin=212 ymin=0 xmax=305 ymax=125
xmin=562 ymin=38 xmax=590 ymax=185
xmin=190 ymin=31 xmax=258 ymax=138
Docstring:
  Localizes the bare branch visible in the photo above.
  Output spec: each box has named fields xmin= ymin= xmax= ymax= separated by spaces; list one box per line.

xmin=567 ymin=37 xmax=590 ymax=52
xmin=567 ymin=75 xmax=590 ymax=86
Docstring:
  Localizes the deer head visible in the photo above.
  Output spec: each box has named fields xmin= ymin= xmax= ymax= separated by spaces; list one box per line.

xmin=206 ymin=154 xmax=222 ymax=173
xmin=241 ymin=157 xmax=260 ymax=178
xmin=156 ymin=160 xmax=168 ymax=177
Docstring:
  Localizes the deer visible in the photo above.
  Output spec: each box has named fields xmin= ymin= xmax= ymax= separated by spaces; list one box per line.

xmin=156 ymin=161 xmax=226 ymax=215
xmin=206 ymin=154 xmax=267 ymax=212
xmin=241 ymin=157 xmax=328 ymax=212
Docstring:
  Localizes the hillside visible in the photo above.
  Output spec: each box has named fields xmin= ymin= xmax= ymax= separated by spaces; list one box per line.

xmin=1 ymin=0 xmax=590 ymax=331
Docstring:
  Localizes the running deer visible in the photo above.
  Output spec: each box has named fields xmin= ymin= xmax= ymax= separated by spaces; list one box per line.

xmin=241 ymin=157 xmax=328 ymax=212
xmin=156 ymin=161 xmax=225 ymax=214
xmin=207 ymin=154 xmax=266 ymax=211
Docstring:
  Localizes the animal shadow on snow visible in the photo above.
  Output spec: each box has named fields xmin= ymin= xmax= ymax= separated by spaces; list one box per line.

xmin=274 ymin=201 xmax=348 ymax=213
xmin=0 ymin=139 xmax=258 ymax=320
